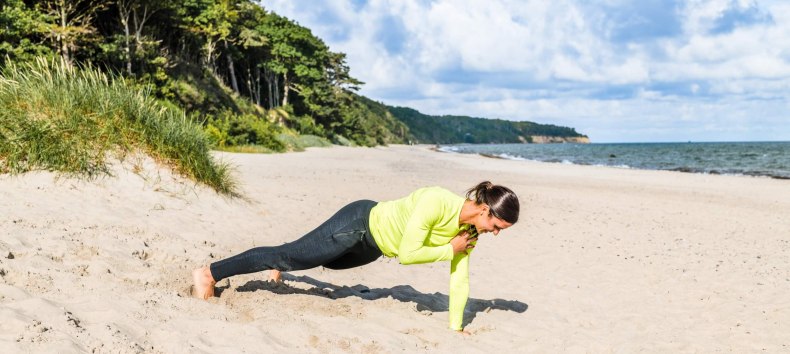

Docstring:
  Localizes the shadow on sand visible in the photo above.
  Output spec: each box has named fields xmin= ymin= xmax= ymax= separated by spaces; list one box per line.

xmin=221 ymin=273 xmax=528 ymax=327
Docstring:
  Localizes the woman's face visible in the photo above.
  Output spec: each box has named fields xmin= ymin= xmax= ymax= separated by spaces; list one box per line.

xmin=474 ymin=207 xmax=513 ymax=236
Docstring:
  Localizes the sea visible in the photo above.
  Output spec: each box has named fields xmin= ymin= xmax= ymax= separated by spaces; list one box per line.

xmin=437 ymin=141 xmax=790 ymax=180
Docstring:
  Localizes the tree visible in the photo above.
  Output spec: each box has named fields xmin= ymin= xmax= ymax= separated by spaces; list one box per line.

xmin=178 ymin=0 xmax=238 ymax=79
xmin=326 ymin=51 xmax=362 ymax=93
xmin=39 ymin=0 xmax=106 ymax=65
xmin=116 ymin=0 xmax=134 ymax=75
xmin=234 ymin=3 xmax=268 ymax=106
xmin=114 ymin=0 xmax=159 ymax=76
xmin=0 ymin=0 xmax=54 ymax=64
xmin=259 ymin=13 xmax=328 ymax=107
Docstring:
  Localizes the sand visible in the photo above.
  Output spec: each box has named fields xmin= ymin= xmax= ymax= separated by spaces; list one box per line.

xmin=1 ymin=145 xmax=788 ymax=353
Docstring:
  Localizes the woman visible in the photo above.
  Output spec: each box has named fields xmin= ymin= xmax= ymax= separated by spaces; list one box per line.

xmin=192 ymin=181 xmax=520 ymax=332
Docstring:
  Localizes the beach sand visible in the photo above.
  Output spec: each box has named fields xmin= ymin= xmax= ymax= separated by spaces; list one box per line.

xmin=1 ymin=145 xmax=788 ymax=353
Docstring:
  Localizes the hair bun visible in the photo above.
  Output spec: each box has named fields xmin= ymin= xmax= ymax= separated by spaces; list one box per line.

xmin=465 ymin=181 xmax=520 ymax=224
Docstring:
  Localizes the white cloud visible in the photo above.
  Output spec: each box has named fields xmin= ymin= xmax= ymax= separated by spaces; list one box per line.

xmin=602 ymin=57 xmax=650 ymax=84
xmin=262 ymin=0 xmax=790 ymax=142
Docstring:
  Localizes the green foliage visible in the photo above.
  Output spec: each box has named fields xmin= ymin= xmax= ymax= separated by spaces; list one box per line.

xmin=177 ymin=0 xmax=239 ymax=67
xmin=0 ymin=58 xmax=238 ymax=196
xmin=260 ymin=12 xmax=324 ymax=78
xmin=139 ymin=56 xmax=177 ymax=99
xmin=286 ymin=114 xmax=325 ymax=136
xmin=35 ymin=0 xmax=108 ymax=65
xmin=205 ymin=110 xmax=285 ymax=151
xmin=0 ymin=0 xmax=54 ymax=63
xmin=329 ymin=95 xmax=410 ymax=146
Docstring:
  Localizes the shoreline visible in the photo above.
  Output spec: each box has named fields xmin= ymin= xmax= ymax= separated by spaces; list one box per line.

xmin=1 ymin=144 xmax=788 ymax=352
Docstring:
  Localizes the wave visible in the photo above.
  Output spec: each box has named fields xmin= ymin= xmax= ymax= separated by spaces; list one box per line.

xmin=436 ymin=145 xmax=790 ymax=180
xmin=436 ymin=142 xmax=790 ymax=180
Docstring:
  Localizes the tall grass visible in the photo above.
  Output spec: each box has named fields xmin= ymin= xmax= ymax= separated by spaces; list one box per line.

xmin=0 ymin=58 xmax=238 ymax=196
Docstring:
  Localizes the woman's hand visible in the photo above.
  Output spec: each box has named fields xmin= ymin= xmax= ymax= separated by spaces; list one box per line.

xmin=450 ymin=230 xmax=477 ymax=255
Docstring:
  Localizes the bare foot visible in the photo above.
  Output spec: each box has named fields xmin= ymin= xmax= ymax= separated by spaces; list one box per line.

xmin=269 ymin=269 xmax=282 ymax=283
xmin=192 ymin=266 xmax=216 ymax=300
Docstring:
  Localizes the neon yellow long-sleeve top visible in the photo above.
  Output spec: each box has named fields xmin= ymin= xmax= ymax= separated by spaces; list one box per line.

xmin=368 ymin=186 xmax=475 ymax=330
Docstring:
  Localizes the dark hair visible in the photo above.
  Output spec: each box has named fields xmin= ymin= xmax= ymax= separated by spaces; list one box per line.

xmin=465 ymin=181 xmax=520 ymax=224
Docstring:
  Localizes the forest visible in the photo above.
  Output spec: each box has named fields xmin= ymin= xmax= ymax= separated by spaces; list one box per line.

xmin=0 ymin=0 xmax=587 ymax=152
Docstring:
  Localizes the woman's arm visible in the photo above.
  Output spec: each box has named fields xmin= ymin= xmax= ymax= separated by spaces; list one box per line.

xmin=397 ymin=195 xmax=455 ymax=264
xmin=448 ymin=248 xmax=472 ymax=330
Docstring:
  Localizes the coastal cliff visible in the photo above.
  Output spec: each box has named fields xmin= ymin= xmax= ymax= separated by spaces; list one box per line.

xmin=387 ymin=105 xmax=588 ymax=145
xmin=529 ymin=135 xmax=591 ymax=144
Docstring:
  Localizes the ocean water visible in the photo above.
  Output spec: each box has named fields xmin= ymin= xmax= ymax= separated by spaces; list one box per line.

xmin=438 ymin=141 xmax=790 ymax=179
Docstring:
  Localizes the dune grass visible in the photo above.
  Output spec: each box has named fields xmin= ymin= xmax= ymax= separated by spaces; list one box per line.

xmin=0 ymin=58 xmax=238 ymax=196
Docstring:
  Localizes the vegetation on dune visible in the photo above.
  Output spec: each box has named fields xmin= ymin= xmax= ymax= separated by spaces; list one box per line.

xmin=0 ymin=58 xmax=238 ymax=195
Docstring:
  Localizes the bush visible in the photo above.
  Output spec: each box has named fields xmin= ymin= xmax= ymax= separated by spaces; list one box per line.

xmin=205 ymin=110 xmax=285 ymax=152
xmin=287 ymin=114 xmax=326 ymax=136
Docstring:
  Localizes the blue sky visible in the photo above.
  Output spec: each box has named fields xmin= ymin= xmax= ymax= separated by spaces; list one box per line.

xmin=263 ymin=0 xmax=790 ymax=143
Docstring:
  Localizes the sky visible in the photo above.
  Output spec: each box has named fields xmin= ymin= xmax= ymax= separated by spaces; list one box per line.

xmin=262 ymin=0 xmax=790 ymax=143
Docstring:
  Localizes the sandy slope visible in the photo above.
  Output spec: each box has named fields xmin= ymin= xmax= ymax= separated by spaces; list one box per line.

xmin=1 ymin=145 xmax=788 ymax=353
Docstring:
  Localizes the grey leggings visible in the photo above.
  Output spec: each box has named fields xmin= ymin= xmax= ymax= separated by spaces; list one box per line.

xmin=210 ymin=200 xmax=382 ymax=282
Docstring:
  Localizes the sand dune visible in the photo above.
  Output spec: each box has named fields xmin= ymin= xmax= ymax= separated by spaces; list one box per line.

xmin=1 ymin=145 xmax=788 ymax=353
